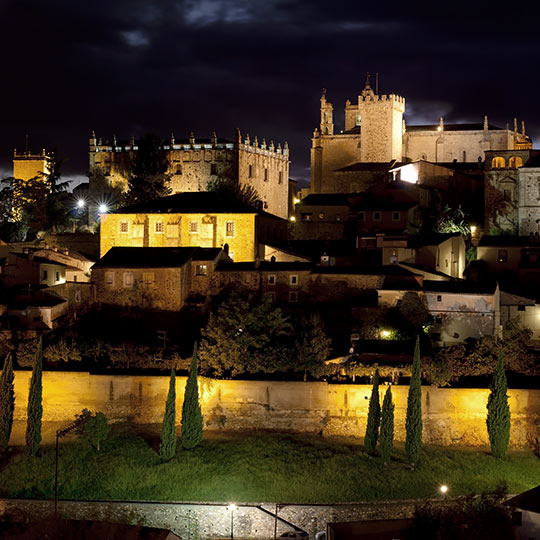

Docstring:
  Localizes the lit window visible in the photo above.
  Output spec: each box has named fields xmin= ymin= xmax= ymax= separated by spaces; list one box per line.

xmin=289 ymin=291 xmax=298 ymax=303
xmin=498 ymin=249 xmax=508 ymax=263
xmin=373 ymin=211 xmax=382 ymax=221
xmin=319 ymin=213 xmax=325 ymax=220
xmin=189 ymin=221 xmax=199 ymax=233
xmin=491 ymin=156 xmax=505 ymax=169
xmin=225 ymin=221 xmax=235 ymax=237
xmin=155 ymin=221 xmax=164 ymax=233
xmin=120 ymin=221 xmax=128 ymax=233
xmin=336 ymin=214 xmax=342 ymax=221
xmin=290 ymin=275 xmax=298 ymax=285
xmin=268 ymin=274 xmax=276 ymax=285
xmin=195 ymin=264 xmax=208 ymax=276
xmin=301 ymin=213 xmax=312 ymax=222
xmin=123 ymin=272 xmax=134 ymax=288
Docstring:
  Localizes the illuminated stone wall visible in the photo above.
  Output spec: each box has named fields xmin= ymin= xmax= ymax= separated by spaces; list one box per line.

xmin=100 ymin=212 xmax=256 ymax=261
xmin=9 ymin=372 xmax=540 ymax=448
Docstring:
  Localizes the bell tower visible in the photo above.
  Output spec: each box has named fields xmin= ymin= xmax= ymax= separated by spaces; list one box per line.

xmin=320 ymin=89 xmax=334 ymax=135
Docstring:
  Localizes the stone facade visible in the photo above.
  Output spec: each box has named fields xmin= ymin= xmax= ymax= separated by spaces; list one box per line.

xmin=518 ymin=165 xmax=540 ymax=234
xmin=12 ymin=149 xmax=52 ymax=182
xmin=89 ymin=130 xmax=290 ymax=219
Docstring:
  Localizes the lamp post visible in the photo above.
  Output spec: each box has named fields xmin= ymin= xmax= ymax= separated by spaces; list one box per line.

xmin=227 ymin=503 xmax=237 ymax=538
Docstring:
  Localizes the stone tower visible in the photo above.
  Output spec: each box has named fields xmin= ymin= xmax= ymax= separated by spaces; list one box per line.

xmin=348 ymin=75 xmax=405 ymax=162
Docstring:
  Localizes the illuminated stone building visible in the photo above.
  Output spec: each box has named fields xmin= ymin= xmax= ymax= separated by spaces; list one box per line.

xmin=311 ymin=78 xmax=531 ymax=194
xmin=12 ymin=148 xmax=53 ymax=182
xmin=99 ymin=192 xmax=288 ymax=261
xmin=89 ymin=129 xmax=290 ymax=219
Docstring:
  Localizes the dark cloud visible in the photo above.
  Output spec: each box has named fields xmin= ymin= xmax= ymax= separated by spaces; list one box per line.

xmin=1 ymin=1 xmax=539 ymax=187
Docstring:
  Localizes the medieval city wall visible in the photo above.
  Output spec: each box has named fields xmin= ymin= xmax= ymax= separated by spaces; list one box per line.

xmin=9 ymin=371 xmax=540 ymax=448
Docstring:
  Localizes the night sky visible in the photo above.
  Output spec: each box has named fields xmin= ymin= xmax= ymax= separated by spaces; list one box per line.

xmin=1 ymin=1 xmax=539 ymax=188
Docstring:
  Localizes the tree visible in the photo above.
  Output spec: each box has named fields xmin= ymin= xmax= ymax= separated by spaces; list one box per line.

xmin=159 ymin=369 xmax=177 ymax=461
xmin=181 ymin=343 xmax=203 ymax=450
xmin=207 ymin=168 xmax=261 ymax=209
xmin=364 ymin=369 xmax=381 ymax=455
xmin=26 ymin=337 xmax=43 ymax=456
xmin=0 ymin=354 xmax=15 ymax=453
xmin=124 ymin=133 xmax=171 ymax=205
xmin=389 ymin=292 xmax=431 ymax=339
xmin=199 ymin=292 xmax=292 ymax=377
xmin=295 ymin=313 xmax=332 ymax=381
xmin=379 ymin=385 xmax=394 ymax=463
xmin=486 ymin=352 xmax=511 ymax=458
xmin=75 ymin=409 xmax=111 ymax=452
xmin=44 ymin=340 xmax=82 ymax=363
xmin=433 ymin=206 xmax=471 ymax=235
xmin=405 ymin=336 xmax=423 ymax=464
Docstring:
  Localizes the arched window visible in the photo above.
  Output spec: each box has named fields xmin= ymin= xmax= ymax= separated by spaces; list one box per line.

xmin=491 ymin=156 xmax=505 ymax=169
xmin=324 ymin=127 xmax=329 ymax=135
xmin=509 ymin=156 xmax=523 ymax=168
xmin=356 ymin=115 xmax=362 ymax=126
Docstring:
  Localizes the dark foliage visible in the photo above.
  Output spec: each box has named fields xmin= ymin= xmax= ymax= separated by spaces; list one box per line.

xmin=364 ymin=369 xmax=381 ymax=455
xmin=0 ymin=353 xmax=15 ymax=453
xmin=25 ymin=338 xmax=43 ymax=456
xmin=405 ymin=336 xmax=422 ymax=464
xmin=181 ymin=344 xmax=203 ymax=450
xmin=159 ymin=369 xmax=177 ymax=461
xmin=487 ymin=353 xmax=511 ymax=458
xmin=379 ymin=385 xmax=394 ymax=463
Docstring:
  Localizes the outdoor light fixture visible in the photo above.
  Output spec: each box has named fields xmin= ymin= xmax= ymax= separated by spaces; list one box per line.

xmin=470 ymin=225 xmax=477 ymax=234
xmin=98 ymin=203 xmax=108 ymax=213
xmin=77 ymin=199 xmax=85 ymax=209
xmin=290 ymin=216 xmax=296 ymax=222
xmin=293 ymin=197 xmax=300 ymax=204
xmin=381 ymin=330 xmax=391 ymax=338
xmin=227 ymin=503 xmax=237 ymax=538
xmin=440 ymin=484 xmax=448 ymax=495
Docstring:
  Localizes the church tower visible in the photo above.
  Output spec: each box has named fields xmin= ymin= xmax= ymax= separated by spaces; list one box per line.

xmin=354 ymin=74 xmax=405 ymax=162
xmin=320 ymin=89 xmax=334 ymax=135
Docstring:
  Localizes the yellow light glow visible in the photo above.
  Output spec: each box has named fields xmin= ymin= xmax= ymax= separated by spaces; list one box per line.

xmin=470 ymin=225 xmax=477 ymax=234
xmin=290 ymin=216 xmax=296 ymax=222
xmin=293 ymin=197 xmax=300 ymax=204
xmin=440 ymin=485 xmax=448 ymax=494
xmin=400 ymin=164 xmax=418 ymax=184
xmin=227 ymin=503 xmax=237 ymax=511
xmin=381 ymin=330 xmax=391 ymax=338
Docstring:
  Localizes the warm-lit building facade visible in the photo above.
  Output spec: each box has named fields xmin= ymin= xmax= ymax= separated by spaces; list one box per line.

xmin=89 ymin=129 xmax=290 ymax=219
xmin=99 ymin=192 xmax=288 ymax=261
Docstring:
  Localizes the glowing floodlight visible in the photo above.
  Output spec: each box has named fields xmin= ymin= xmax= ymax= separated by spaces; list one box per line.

xmin=77 ymin=199 xmax=85 ymax=209
xmin=98 ymin=204 xmax=109 ymax=213
xmin=440 ymin=484 xmax=448 ymax=494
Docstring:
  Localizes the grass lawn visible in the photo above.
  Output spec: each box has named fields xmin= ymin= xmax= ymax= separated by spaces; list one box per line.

xmin=1 ymin=425 xmax=539 ymax=503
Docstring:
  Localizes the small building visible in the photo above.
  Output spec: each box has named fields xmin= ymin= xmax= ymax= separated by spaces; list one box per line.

xmin=1 ymin=251 xmax=66 ymax=288
xmin=506 ymin=485 xmax=540 ymax=540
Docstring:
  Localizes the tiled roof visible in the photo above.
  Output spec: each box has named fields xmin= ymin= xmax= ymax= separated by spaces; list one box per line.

xmin=406 ymin=123 xmax=503 ymax=132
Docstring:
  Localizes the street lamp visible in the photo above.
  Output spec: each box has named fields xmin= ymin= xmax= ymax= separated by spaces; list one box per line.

xmin=98 ymin=203 xmax=108 ymax=214
xmin=76 ymin=199 xmax=85 ymax=209
xmin=227 ymin=503 xmax=237 ymax=538
xmin=440 ymin=484 xmax=448 ymax=497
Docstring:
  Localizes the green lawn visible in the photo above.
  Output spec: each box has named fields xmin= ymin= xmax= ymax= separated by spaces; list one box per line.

xmin=1 ymin=426 xmax=539 ymax=503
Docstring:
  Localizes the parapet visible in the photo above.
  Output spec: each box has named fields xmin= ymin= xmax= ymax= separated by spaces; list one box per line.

xmin=358 ymin=93 xmax=405 ymax=104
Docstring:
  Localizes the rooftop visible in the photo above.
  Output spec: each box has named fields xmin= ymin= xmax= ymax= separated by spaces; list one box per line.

xmin=423 ymin=280 xmax=497 ymax=295
xmin=112 ymin=192 xmax=260 ymax=215
xmin=406 ymin=123 xmax=504 ymax=132
xmin=92 ymin=247 xmax=221 ymax=268
xmin=478 ymin=235 xmax=540 ymax=248
xmin=217 ymin=261 xmax=313 ymax=272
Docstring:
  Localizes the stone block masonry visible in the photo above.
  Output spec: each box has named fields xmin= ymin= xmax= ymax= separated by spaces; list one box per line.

xmin=8 ymin=372 xmax=540 ymax=448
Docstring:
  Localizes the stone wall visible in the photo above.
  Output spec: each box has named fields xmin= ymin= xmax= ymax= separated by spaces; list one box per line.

xmin=9 ymin=372 xmax=540 ymax=448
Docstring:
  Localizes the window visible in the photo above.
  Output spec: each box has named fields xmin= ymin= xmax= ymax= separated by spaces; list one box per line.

xmin=498 ymin=249 xmax=508 ymax=263
xmin=195 ymin=264 xmax=208 ymax=276
xmin=123 ymin=272 xmax=134 ymax=288
xmin=289 ymin=275 xmax=298 ymax=285
xmin=437 ymin=295 xmax=442 ymax=302
xmin=358 ymin=211 xmax=365 ymax=221
xmin=42 ymin=270 xmax=48 ymax=281
xmin=392 ymin=211 xmax=400 ymax=221
xmin=336 ymin=214 xmax=342 ymax=221
xmin=55 ymin=272 xmax=60 ymax=282
xmin=210 ymin=163 xmax=218 ymax=175
xmin=248 ymin=164 xmax=253 ymax=178
xmin=445 ymin=259 xmax=449 ymax=268
xmin=225 ymin=221 xmax=235 ymax=237
xmin=301 ymin=213 xmax=312 ymax=222
xmin=509 ymin=156 xmax=523 ymax=168
xmin=189 ymin=221 xmax=199 ymax=234
xmin=356 ymin=115 xmax=362 ymax=126
xmin=120 ymin=221 xmax=128 ymax=233
xmin=133 ymin=224 xmax=144 ymax=238
xmin=155 ymin=221 xmax=164 ymax=233
xmin=278 ymin=171 xmax=283 ymax=184
xmin=491 ymin=156 xmax=505 ymax=169
xmin=266 ymin=291 xmax=276 ymax=303
xmin=175 ymin=164 xmax=182 ymax=175
xmin=503 ymin=189 xmax=512 ymax=201
xmin=518 ymin=304 xmax=526 ymax=312
xmin=142 ymin=272 xmax=155 ymax=287
xmin=319 ymin=212 xmax=325 ymax=220
xmin=264 ymin=168 xmax=268 ymax=182
xmin=268 ymin=274 xmax=276 ymax=285
xmin=373 ymin=211 xmax=382 ymax=221
xmin=289 ymin=291 xmax=298 ymax=303
xmin=105 ymin=272 xmax=115 ymax=286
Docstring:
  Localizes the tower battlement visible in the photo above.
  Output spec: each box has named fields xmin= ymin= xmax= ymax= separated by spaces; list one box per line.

xmin=358 ymin=93 xmax=405 ymax=105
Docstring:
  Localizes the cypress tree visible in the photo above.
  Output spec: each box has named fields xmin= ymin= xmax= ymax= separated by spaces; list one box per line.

xmin=159 ymin=369 xmax=177 ymax=461
xmin=405 ymin=336 xmax=423 ymax=464
xmin=26 ymin=338 xmax=43 ymax=456
xmin=0 ymin=353 xmax=15 ymax=453
xmin=379 ymin=385 xmax=395 ymax=463
xmin=486 ymin=352 xmax=510 ymax=458
xmin=364 ymin=369 xmax=381 ymax=454
xmin=181 ymin=343 xmax=203 ymax=450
